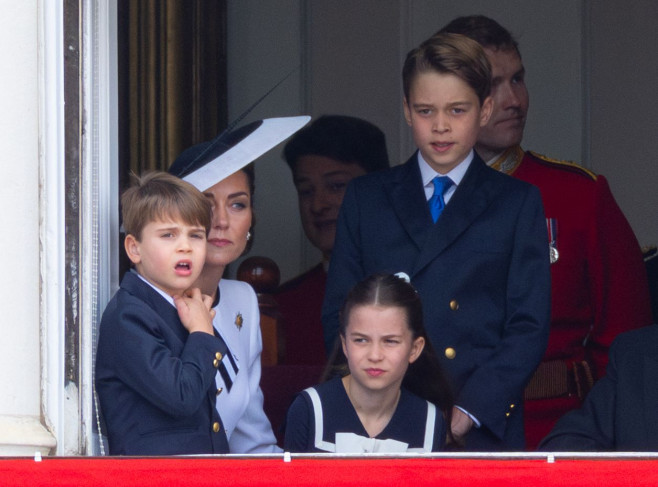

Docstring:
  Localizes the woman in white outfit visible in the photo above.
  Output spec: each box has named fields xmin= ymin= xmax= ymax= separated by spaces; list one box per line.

xmin=170 ymin=117 xmax=310 ymax=453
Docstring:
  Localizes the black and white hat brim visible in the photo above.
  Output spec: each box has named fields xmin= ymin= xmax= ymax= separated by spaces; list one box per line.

xmin=176 ymin=116 xmax=310 ymax=191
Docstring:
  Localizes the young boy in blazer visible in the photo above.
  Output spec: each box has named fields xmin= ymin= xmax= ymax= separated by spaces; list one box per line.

xmin=322 ymin=33 xmax=551 ymax=450
xmin=96 ymin=171 xmax=229 ymax=455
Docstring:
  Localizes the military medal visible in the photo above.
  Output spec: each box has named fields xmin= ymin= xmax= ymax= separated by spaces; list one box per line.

xmin=547 ymin=218 xmax=559 ymax=264
xmin=550 ymin=245 xmax=559 ymax=264
xmin=235 ymin=312 xmax=243 ymax=330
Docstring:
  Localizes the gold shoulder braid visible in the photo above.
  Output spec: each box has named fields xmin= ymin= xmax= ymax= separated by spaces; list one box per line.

xmin=490 ymin=145 xmax=524 ymax=175
xmin=528 ymin=151 xmax=598 ymax=181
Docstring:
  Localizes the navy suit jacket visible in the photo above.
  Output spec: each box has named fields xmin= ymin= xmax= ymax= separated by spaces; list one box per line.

xmin=539 ymin=324 xmax=658 ymax=451
xmin=96 ymin=271 xmax=230 ymax=455
xmin=322 ymin=153 xmax=551 ymax=450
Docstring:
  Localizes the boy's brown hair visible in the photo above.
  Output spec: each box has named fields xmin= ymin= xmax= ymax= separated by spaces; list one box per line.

xmin=402 ymin=32 xmax=492 ymax=105
xmin=121 ymin=171 xmax=212 ymax=240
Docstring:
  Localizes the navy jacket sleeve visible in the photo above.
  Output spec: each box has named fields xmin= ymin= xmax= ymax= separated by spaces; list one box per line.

xmin=283 ymin=393 xmax=313 ymax=452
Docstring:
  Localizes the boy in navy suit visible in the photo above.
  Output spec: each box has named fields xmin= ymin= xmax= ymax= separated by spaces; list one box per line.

xmin=322 ymin=33 xmax=551 ymax=450
xmin=96 ymin=171 xmax=230 ymax=455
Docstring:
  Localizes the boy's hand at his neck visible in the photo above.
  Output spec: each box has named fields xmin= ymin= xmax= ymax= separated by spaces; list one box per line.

xmin=174 ymin=287 xmax=216 ymax=335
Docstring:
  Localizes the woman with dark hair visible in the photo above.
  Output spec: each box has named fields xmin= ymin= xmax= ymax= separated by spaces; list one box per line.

xmin=168 ymin=116 xmax=309 ymax=453
xmin=284 ymin=273 xmax=454 ymax=453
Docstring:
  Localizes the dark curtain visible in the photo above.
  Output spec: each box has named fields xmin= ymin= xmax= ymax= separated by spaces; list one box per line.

xmin=117 ymin=0 xmax=227 ymax=277
xmin=117 ymin=0 xmax=228 ymax=193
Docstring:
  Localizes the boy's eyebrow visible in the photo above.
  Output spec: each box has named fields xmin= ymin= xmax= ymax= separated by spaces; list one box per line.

xmin=448 ymin=101 xmax=474 ymax=107
xmin=153 ymin=223 xmax=204 ymax=232
xmin=412 ymin=100 xmax=474 ymax=108
xmin=411 ymin=102 xmax=434 ymax=108
xmin=152 ymin=224 xmax=180 ymax=231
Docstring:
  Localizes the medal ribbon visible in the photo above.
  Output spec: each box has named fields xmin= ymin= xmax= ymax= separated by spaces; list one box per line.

xmin=546 ymin=218 xmax=557 ymax=246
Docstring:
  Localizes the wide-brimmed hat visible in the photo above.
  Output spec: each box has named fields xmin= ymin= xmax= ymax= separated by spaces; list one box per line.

xmin=169 ymin=115 xmax=310 ymax=191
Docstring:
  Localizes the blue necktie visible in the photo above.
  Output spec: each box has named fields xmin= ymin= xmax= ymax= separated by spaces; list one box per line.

xmin=429 ymin=176 xmax=453 ymax=223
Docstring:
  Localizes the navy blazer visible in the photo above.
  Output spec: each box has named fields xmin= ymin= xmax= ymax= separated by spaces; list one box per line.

xmin=539 ymin=324 xmax=658 ymax=451
xmin=96 ymin=271 xmax=230 ymax=455
xmin=322 ymin=153 xmax=551 ymax=450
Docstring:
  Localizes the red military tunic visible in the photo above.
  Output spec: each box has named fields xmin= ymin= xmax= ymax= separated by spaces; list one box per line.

xmin=492 ymin=146 xmax=652 ymax=449
xmin=274 ymin=263 xmax=328 ymax=366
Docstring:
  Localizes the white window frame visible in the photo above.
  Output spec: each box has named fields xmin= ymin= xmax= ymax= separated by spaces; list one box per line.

xmin=40 ymin=0 xmax=119 ymax=455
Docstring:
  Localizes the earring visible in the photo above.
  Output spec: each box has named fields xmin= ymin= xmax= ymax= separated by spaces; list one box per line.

xmin=246 ymin=231 xmax=251 ymax=241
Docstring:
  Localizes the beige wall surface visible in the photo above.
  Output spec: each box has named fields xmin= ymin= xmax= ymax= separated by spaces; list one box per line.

xmin=227 ymin=0 xmax=311 ymax=282
xmin=588 ymin=2 xmax=658 ymax=247
xmin=0 ymin=0 xmax=56 ymax=455
xmin=0 ymin=0 xmax=41 ymax=418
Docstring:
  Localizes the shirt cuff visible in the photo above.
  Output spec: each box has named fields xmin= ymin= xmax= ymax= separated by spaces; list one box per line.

xmin=456 ymin=406 xmax=481 ymax=428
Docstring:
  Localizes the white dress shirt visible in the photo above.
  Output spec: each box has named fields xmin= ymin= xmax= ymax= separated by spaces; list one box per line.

xmin=418 ymin=150 xmax=474 ymax=204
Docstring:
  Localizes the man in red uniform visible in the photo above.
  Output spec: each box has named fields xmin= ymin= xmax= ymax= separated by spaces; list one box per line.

xmin=275 ymin=115 xmax=390 ymax=365
xmin=440 ymin=15 xmax=652 ymax=448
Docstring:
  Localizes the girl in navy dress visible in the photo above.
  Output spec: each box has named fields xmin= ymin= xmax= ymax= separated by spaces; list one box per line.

xmin=284 ymin=273 xmax=454 ymax=453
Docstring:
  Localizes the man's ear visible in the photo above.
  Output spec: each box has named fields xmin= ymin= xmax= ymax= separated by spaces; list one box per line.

xmin=403 ymin=97 xmax=412 ymax=126
xmin=480 ymin=96 xmax=494 ymax=126
xmin=124 ymin=234 xmax=141 ymax=265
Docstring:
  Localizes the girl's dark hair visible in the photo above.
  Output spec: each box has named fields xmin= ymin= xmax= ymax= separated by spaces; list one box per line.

xmin=325 ymin=273 xmax=455 ymax=441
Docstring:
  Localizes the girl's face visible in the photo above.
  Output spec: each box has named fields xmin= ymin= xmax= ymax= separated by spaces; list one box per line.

xmin=202 ymin=170 xmax=252 ymax=270
xmin=341 ymin=304 xmax=425 ymax=395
